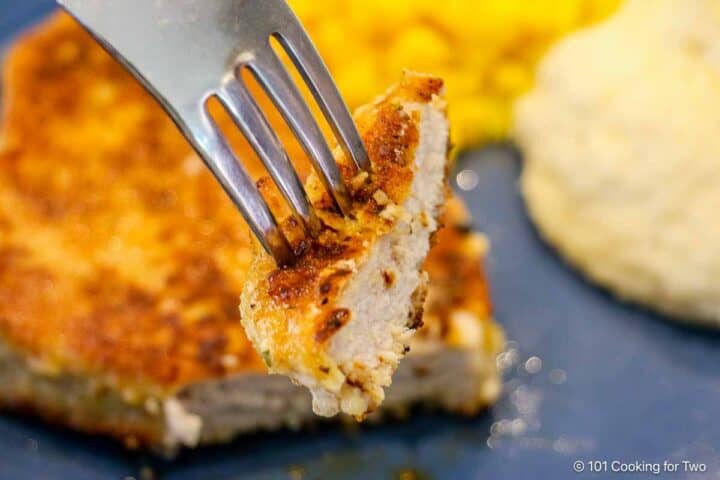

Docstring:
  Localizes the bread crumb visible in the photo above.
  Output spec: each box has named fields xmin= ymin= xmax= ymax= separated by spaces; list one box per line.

xmin=373 ymin=189 xmax=390 ymax=206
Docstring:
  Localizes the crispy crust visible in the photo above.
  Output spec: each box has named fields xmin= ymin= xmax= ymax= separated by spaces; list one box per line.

xmin=262 ymin=76 xmax=444 ymax=312
xmin=0 ymin=14 xmax=267 ymax=394
xmin=241 ymin=74 xmax=448 ymax=416
xmin=0 ymin=13 xmax=501 ymax=447
xmin=421 ymin=197 xmax=499 ymax=352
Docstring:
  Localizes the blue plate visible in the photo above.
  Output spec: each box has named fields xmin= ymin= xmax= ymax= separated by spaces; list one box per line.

xmin=1 ymin=4 xmax=719 ymax=479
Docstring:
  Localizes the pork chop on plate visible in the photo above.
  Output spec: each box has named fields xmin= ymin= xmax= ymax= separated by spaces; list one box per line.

xmin=0 ymin=13 xmax=503 ymax=452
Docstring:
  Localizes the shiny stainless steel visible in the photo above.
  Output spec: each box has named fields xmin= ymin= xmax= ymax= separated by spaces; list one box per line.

xmin=57 ymin=0 xmax=369 ymax=265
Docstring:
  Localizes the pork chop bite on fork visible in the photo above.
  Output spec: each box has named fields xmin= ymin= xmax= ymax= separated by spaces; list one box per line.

xmin=241 ymin=72 xmax=451 ymax=418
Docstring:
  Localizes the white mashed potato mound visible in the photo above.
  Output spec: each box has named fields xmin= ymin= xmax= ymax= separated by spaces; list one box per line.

xmin=514 ymin=0 xmax=720 ymax=327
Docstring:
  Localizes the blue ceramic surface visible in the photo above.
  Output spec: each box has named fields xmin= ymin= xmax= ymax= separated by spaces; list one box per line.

xmin=0 ymin=3 xmax=719 ymax=479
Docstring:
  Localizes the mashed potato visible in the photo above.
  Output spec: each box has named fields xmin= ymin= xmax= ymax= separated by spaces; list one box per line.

xmin=289 ymin=0 xmax=619 ymax=149
xmin=515 ymin=0 xmax=720 ymax=327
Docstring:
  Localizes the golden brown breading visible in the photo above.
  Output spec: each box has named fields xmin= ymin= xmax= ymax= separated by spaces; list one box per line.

xmin=242 ymin=72 xmax=449 ymax=418
xmin=0 ymin=12 xmax=502 ymax=448
xmin=0 ymin=14 xmax=265 ymax=393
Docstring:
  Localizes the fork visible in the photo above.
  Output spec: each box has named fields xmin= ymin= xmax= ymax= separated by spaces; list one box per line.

xmin=58 ymin=0 xmax=369 ymax=266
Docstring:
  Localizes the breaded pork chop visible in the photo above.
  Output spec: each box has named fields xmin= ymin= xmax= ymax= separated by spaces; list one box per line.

xmin=0 ymin=13 xmax=503 ymax=452
xmin=242 ymin=73 xmax=450 ymax=418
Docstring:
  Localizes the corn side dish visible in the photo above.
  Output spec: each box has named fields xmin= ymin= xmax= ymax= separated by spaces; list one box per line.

xmin=289 ymin=0 xmax=620 ymax=149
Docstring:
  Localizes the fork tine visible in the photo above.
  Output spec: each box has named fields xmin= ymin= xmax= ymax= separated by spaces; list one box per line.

xmin=181 ymin=106 xmax=294 ymax=265
xmin=218 ymin=78 xmax=319 ymax=235
xmin=249 ymin=48 xmax=353 ymax=215
xmin=272 ymin=27 xmax=370 ymax=172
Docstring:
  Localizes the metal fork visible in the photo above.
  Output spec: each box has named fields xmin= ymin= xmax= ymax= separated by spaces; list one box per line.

xmin=58 ymin=0 xmax=369 ymax=266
